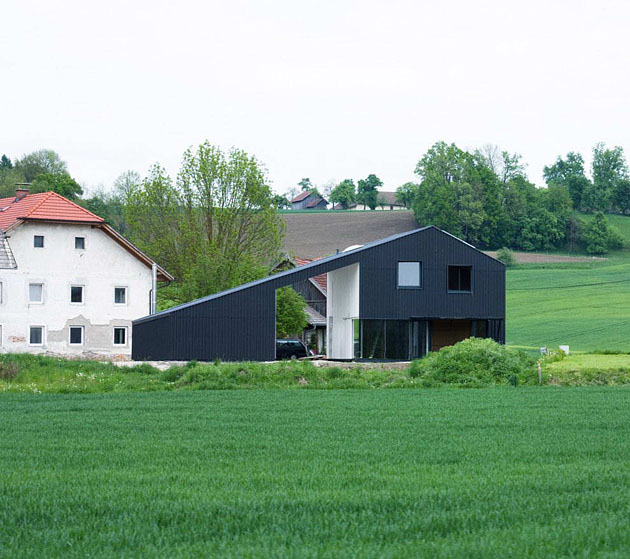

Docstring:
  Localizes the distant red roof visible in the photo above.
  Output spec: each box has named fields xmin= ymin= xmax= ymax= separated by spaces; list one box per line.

xmin=0 ymin=191 xmax=104 ymax=231
xmin=305 ymin=197 xmax=327 ymax=208
xmin=291 ymin=191 xmax=312 ymax=203
xmin=295 ymin=256 xmax=327 ymax=293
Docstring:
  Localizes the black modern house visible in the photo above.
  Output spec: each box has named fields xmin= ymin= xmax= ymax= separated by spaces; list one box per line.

xmin=132 ymin=226 xmax=505 ymax=361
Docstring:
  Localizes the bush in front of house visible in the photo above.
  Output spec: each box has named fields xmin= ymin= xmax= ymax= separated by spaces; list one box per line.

xmin=496 ymin=247 xmax=516 ymax=267
xmin=409 ymin=338 xmax=535 ymax=387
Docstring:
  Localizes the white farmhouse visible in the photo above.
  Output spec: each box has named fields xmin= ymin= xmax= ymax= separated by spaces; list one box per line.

xmin=0 ymin=188 xmax=172 ymax=357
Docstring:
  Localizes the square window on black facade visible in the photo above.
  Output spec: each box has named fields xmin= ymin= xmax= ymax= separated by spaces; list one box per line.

xmin=448 ymin=266 xmax=472 ymax=292
xmin=34 ymin=235 xmax=44 ymax=248
xmin=398 ymin=262 xmax=422 ymax=288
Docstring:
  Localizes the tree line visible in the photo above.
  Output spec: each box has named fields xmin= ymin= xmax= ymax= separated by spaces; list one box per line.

xmin=395 ymin=142 xmax=627 ymax=254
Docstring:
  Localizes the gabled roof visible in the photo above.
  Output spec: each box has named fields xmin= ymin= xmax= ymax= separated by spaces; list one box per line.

xmin=305 ymin=197 xmax=328 ymax=208
xmin=0 ymin=191 xmax=103 ymax=231
xmin=136 ymin=225 xmax=504 ymax=325
xmin=291 ymin=191 xmax=312 ymax=203
xmin=0 ymin=191 xmax=173 ymax=281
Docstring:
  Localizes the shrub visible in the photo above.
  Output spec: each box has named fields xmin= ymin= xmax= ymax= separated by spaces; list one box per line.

xmin=0 ymin=361 xmax=19 ymax=381
xmin=496 ymin=247 xmax=516 ymax=267
xmin=409 ymin=338 xmax=535 ymax=387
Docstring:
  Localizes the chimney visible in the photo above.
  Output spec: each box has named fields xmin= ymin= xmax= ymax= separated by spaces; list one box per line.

xmin=14 ymin=184 xmax=30 ymax=202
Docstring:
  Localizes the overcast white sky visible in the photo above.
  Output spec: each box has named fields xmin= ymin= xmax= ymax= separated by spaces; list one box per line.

xmin=2 ymin=0 xmax=630 ymax=195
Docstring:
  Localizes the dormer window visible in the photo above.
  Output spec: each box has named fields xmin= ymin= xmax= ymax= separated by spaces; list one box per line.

xmin=34 ymin=235 xmax=44 ymax=248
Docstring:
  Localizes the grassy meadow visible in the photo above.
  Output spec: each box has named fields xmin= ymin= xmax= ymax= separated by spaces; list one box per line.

xmin=3 ymin=388 xmax=630 ymax=558
xmin=506 ymin=213 xmax=630 ymax=352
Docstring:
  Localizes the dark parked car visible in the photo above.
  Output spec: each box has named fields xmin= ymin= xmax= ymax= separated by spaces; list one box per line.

xmin=276 ymin=339 xmax=309 ymax=360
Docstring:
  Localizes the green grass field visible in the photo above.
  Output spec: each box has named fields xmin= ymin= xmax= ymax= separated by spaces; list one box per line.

xmin=506 ymin=252 xmax=630 ymax=351
xmin=2 ymin=389 xmax=630 ymax=558
xmin=506 ymin=213 xmax=630 ymax=352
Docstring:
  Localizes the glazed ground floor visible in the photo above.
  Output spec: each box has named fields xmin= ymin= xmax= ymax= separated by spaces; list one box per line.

xmin=352 ymin=318 xmax=504 ymax=360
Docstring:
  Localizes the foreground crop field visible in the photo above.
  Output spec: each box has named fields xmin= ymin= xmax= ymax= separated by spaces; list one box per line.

xmin=2 ymin=389 xmax=630 ymax=558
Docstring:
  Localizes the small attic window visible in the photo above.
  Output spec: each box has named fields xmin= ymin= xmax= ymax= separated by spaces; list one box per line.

xmin=75 ymin=237 xmax=85 ymax=250
xmin=34 ymin=235 xmax=44 ymax=248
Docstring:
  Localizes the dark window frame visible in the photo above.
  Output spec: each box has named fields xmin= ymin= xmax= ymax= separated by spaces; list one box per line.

xmin=33 ymin=235 xmax=44 ymax=248
xmin=70 ymin=285 xmax=84 ymax=304
xmin=114 ymin=287 xmax=127 ymax=305
xmin=29 ymin=326 xmax=44 ymax=345
xmin=69 ymin=326 xmax=84 ymax=345
xmin=113 ymin=327 xmax=127 ymax=346
xmin=75 ymin=237 xmax=85 ymax=250
xmin=447 ymin=265 xmax=473 ymax=293
xmin=397 ymin=261 xmax=423 ymax=289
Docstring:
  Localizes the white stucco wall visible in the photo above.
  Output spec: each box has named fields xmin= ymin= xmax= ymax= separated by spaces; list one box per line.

xmin=326 ymin=263 xmax=359 ymax=359
xmin=0 ymin=222 xmax=154 ymax=357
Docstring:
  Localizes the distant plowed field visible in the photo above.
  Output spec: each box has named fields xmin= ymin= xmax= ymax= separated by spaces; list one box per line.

xmin=485 ymin=251 xmax=605 ymax=263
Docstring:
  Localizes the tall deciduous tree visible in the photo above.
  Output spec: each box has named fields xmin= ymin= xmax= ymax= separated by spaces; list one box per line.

xmin=395 ymin=182 xmax=417 ymax=209
xmin=543 ymin=152 xmax=591 ymax=210
xmin=357 ymin=174 xmax=382 ymax=210
xmin=298 ymin=178 xmax=313 ymax=191
xmin=126 ymin=142 xmax=285 ymax=302
xmin=31 ymin=172 xmax=83 ymax=199
xmin=329 ymin=179 xmax=356 ymax=209
xmin=14 ymin=149 xmax=67 ymax=182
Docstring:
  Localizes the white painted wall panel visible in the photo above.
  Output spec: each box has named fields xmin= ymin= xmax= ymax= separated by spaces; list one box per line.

xmin=326 ymin=263 xmax=359 ymax=359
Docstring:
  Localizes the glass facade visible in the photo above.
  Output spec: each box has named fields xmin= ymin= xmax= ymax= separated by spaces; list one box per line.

xmin=353 ymin=319 xmax=491 ymax=360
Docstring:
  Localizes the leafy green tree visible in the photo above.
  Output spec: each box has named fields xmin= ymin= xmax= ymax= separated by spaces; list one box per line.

xmin=273 ymin=194 xmax=291 ymax=209
xmin=31 ymin=172 xmax=83 ymax=199
xmin=127 ymin=142 xmax=285 ymax=301
xmin=584 ymin=143 xmax=629 ymax=212
xmin=582 ymin=211 xmax=614 ymax=254
xmin=329 ymin=179 xmax=356 ymax=209
xmin=413 ymin=142 xmax=485 ymax=243
xmin=14 ymin=149 xmax=67 ymax=182
xmin=543 ymin=152 xmax=590 ymax=209
xmin=126 ymin=164 xmax=189 ymax=281
xmin=114 ymin=170 xmax=141 ymax=203
xmin=357 ymin=174 xmax=382 ymax=210
xmin=395 ymin=182 xmax=417 ymax=209
xmin=298 ymin=178 xmax=313 ymax=191
xmin=276 ymin=287 xmax=308 ymax=338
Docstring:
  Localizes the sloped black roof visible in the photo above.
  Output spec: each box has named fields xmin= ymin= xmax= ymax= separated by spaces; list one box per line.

xmin=134 ymin=226 xmax=502 ymax=325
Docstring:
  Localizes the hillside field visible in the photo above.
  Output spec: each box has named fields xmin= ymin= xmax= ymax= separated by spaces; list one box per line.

xmin=3 ymin=389 xmax=630 ymax=558
xmin=506 ymin=214 xmax=630 ymax=352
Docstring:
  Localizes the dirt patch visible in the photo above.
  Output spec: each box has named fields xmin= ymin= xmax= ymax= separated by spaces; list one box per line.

xmin=485 ymin=251 xmax=606 ymax=264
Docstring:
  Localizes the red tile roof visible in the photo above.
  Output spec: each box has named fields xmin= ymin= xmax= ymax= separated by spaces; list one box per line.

xmin=0 ymin=191 xmax=104 ymax=231
xmin=295 ymin=257 xmax=327 ymax=293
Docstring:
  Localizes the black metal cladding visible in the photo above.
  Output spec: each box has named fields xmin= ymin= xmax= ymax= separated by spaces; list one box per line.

xmin=132 ymin=226 xmax=505 ymax=361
